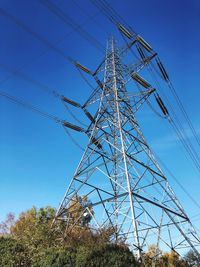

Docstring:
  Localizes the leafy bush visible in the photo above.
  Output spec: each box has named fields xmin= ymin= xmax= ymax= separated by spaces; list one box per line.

xmin=76 ymin=244 xmax=139 ymax=267
xmin=31 ymin=247 xmax=77 ymax=267
xmin=0 ymin=236 xmax=30 ymax=267
xmin=0 ymin=206 xmax=192 ymax=267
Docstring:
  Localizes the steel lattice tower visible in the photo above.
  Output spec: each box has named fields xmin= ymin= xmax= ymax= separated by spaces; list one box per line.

xmin=55 ymin=37 xmax=200 ymax=261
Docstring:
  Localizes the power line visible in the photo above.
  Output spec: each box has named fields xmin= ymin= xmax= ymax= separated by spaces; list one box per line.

xmin=0 ymin=5 xmax=103 ymax=128
xmin=0 ymin=4 xmax=105 ymax=127
xmin=62 ymin=125 xmax=85 ymax=151
xmin=53 ymin=37 xmax=200 ymax=259
xmin=62 ymin=102 xmax=87 ymax=127
xmin=0 ymin=7 xmax=73 ymax=63
xmin=0 ymin=90 xmax=61 ymax=123
xmin=38 ymin=0 xmax=105 ymax=54
xmin=0 ymin=4 xmax=103 ymax=88
xmin=169 ymin=119 xmax=200 ymax=171
xmin=91 ymin=0 xmax=118 ymax=27
xmin=153 ymin=150 xmax=200 ymax=210
xmin=76 ymin=66 xmax=97 ymax=92
xmin=2 ymin=1 xmax=199 ymax=230
xmin=150 ymin=60 xmax=200 ymax=151
xmin=168 ymin=81 xmax=200 ymax=147
xmin=100 ymin=0 xmax=136 ymax=34
xmin=132 ymin=60 xmax=200 ymax=171
xmin=71 ymin=0 xmax=110 ymax=36
xmin=146 ymin=64 xmax=200 ymax=171
xmin=128 ymin=40 xmax=200 ymax=172
xmin=91 ymin=0 xmax=200 ymax=172
xmin=0 ymin=65 xmax=90 ymax=133
xmin=151 ymin=57 xmax=200 ymax=150
xmin=91 ymin=0 xmax=136 ymax=36
xmin=0 ymin=90 xmax=87 ymax=150
xmin=0 ymin=63 xmax=60 ymax=97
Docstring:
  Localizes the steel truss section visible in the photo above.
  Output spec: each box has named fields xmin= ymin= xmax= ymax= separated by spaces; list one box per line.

xmin=55 ymin=37 xmax=200 ymax=262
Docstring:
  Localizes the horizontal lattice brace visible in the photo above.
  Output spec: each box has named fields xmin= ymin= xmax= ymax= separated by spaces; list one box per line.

xmin=174 ymin=244 xmax=200 ymax=250
xmin=174 ymin=240 xmax=199 ymax=249
xmin=123 ymin=129 xmax=149 ymax=148
xmin=135 ymin=219 xmax=158 ymax=229
xmin=64 ymin=190 xmax=187 ymax=220
xmin=127 ymin=153 xmax=166 ymax=179
xmin=117 ymin=230 xmax=143 ymax=238
xmin=119 ymin=233 xmax=143 ymax=242
xmin=75 ymin=157 xmax=113 ymax=177
xmin=133 ymin=180 xmax=166 ymax=192
xmin=108 ymin=200 xmax=131 ymax=204
xmin=120 ymin=229 xmax=138 ymax=237
xmin=73 ymin=178 xmax=114 ymax=197
xmin=137 ymin=221 xmax=189 ymax=233
xmin=111 ymin=220 xmax=134 ymax=228
xmin=74 ymin=149 xmax=112 ymax=172
xmin=114 ymin=205 xmax=131 ymax=211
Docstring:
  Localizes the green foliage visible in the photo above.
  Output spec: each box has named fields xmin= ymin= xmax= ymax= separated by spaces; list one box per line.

xmin=11 ymin=206 xmax=59 ymax=252
xmin=30 ymin=243 xmax=138 ymax=267
xmin=31 ymin=247 xmax=77 ymax=267
xmin=76 ymin=244 xmax=139 ymax=267
xmin=1 ymin=206 xmax=195 ymax=267
xmin=0 ymin=236 xmax=30 ymax=267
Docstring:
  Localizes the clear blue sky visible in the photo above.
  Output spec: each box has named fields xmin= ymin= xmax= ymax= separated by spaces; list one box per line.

xmin=0 ymin=0 xmax=200 ymax=233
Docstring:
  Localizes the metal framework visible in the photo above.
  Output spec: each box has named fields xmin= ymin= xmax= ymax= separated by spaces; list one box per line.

xmin=55 ymin=37 xmax=200 ymax=262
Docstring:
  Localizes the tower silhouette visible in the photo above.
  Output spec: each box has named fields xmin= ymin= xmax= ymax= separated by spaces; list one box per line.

xmin=55 ymin=37 xmax=200 ymax=261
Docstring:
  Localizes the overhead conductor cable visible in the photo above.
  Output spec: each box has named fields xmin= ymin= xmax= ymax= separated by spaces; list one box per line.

xmin=92 ymin=0 xmax=200 ymax=172
xmin=0 ymin=7 xmax=73 ymax=63
xmin=156 ymin=57 xmax=200 ymax=147
xmin=0 ymin=90 xmax=61 ymax=123
xmin=75 ymin=60 xmax=104 ymax=90
xmin=0 ymin=90 xmax=87 ymax=135
xmin=39 ymin=0 xmax=105 ymax=53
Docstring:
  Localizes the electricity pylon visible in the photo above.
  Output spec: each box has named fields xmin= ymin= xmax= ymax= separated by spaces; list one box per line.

xmin=55 ymin=37 xmax=200 ymax=261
